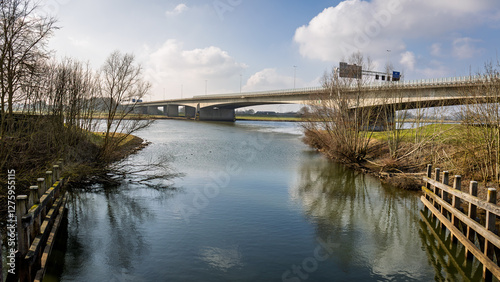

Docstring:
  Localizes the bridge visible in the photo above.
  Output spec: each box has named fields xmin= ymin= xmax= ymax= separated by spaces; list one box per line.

xmin=132 ymin=75 xmax=493 ymax=121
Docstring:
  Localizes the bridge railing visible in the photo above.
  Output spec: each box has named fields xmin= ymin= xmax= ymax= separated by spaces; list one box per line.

xmin=194 ymin=75 xmax=494 ymax=99
xmin=140 ymin=74 xmax=498 ymax=104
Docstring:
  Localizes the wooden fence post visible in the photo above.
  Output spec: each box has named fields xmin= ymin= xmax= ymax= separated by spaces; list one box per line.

xmin=484 ymin=188 xmax=497 ymax=281
xmin=440 ymin=171 xmax=449 ymax=229
xmin=16 ymin=196 xmax=29 ymax=254
xmin=451 ymin=175 xmax=462 ymax=243
xmin=434 ymin=168 xmax=441 ymax=209
xmin=37 ymin=178 xmax=45 ymax=198
xmin=442 ymin=172 xmax=449 ymax=203
xmin=57 ymin=159 xmax=64 ymax=174
xmin=426 ymin=164 xmax=432 ymax=190
xmin=453 ymin=176 xmax=462 ymax=209
xmin=425 ymin=164 xmax=432 ymax=206
xmin=45 ymin=171 xmax=53 ymax=187
xmin=52 ymin=167 xmax=57 ymax=184
xmin=28 ymin=186 xmax=38 ymax=208
xmin=466 ymin=181 xmax=478 ymax=260
xmin=16 ymin=195 xmax=30 ymax=282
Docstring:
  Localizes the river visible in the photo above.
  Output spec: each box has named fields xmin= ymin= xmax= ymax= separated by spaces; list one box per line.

xmin=44 ymin=119 xmax=472 ymax=281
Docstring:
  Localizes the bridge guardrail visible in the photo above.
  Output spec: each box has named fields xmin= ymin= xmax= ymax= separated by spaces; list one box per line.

xmin=136 ymin=74 xmax=498 ymax=104
xmin=192 ymin=74 xmax=496 ymax=99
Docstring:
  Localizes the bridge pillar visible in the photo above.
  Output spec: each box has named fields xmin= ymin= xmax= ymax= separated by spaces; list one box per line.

xmin=366 ymin=108 xmax=395 ymax=131
xmin=146 ymin=106 xmax=158 ymax=115
xmin=136 ymin=106 xmax=148 ymax=115
xmin=350 ymin=107 xmax=394 ymax=131
xmin=199 ymin=107 xmax=235 ymax=122
xmin=185 ymin=106 xmax=196 ymax=119
xmin=165 ymin=105 xmax=179 ymax=117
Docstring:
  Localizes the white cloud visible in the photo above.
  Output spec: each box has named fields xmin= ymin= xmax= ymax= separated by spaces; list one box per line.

xmin=417 ymin=61 xmax=450 ymax=78
xmin=68 ymin=36 xmax=90 ymax=48
xmin=430 ymin=43 xmax=441 ymax=57
xmin=400 ymin=51 xmax=416 ymax=71
xmin=242 ymin=69 xmax=295 ymax=92
xmin=452 ymin=37 xmax=483 ymax=59
xmin=294 ymin=0 xmax=406 ymax=62
xmin=166 ymin=4 xmax=188 ymax=16
xmin=294 ymin=0 xmax=499 ymax=62
xmin=145 ymin=40 xmax=247 ymax=99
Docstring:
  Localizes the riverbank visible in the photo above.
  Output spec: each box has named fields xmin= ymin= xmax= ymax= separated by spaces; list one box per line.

xmin=0 ymin=131 xmax=148 ymax=226
xmin=302 ymin=124 xmax=465 ymax=191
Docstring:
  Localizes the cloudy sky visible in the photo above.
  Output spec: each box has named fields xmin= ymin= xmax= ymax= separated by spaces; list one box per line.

xmin=44 ymin=0 xmax=500 ymax=106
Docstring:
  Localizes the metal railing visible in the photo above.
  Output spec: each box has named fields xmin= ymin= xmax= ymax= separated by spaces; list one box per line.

xmin=191 ymin=75 xmax=496 ymax=100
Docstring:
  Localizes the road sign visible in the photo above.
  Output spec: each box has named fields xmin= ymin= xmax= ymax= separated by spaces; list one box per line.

xmin=339 ymin=62 xmax=362 ymax=79
xmin=393 ymin=71 xmax=401 ymax=80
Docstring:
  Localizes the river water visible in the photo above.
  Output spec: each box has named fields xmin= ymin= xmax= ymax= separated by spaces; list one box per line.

xmin=44 ymin=120 xmax=469 ymax=281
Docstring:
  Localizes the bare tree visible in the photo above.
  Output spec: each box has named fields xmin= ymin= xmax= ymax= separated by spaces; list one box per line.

xmin=0 ymin=0 xmax=56 ymax=136
xmin=98 ymin=51 xmax=151 ymax=162
xmin=458 ymin=62 xmax=500 ymax=184
xmin=303 ymin=52 xmax=379 ymax=163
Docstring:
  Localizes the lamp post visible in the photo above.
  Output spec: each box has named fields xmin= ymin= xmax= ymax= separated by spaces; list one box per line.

xmin=293 ymin=65 xmax=297 ymax=89
xmin=386 ymin=50 xmax=392 ymax=70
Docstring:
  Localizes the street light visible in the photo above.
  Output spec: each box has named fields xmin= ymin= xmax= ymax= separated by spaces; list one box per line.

xmin=205 ymin=80 xmax=207 ymax=95
xmin=386 ymin=50 xmax=391 ymax=70
xmin=293 ymin=65 xmax=297 ymax=89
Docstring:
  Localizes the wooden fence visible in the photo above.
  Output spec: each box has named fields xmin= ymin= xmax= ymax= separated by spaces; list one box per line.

xmin=6 ymin=160 xmax=68 ymax=282
xmin=419 ymin=208 xmax=483 ymax=281
xmin=421 ymin=164 xmax=500 ymax=281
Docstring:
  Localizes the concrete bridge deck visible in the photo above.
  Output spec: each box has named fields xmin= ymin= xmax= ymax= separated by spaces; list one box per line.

xmin=131 ymin=75 xmax=496 ymax=121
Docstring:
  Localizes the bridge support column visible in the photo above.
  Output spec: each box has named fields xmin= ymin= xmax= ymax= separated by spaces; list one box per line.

xmin=185 ymin=106 xmax=196 ymax=119
xmin=366 ymin=108 xmax=395 ymax=131
xmin=350 ymin=107 xmax=394 ymax=131
xmin=166 ymin=105 xmax=179 ymax=117
xmin=199 ymin=107 xmax=235 ymax=122
xmin=136 ymin=106 xmax=148 ymax=115
xmin=146 ymin=106 xmax=158 ymax=115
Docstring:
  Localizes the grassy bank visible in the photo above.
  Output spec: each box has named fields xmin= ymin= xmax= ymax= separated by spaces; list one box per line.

xmin=0 ymin=129 xmax=148 ymax=225
xmin=303 ymin=123 xmax=483 ymax=191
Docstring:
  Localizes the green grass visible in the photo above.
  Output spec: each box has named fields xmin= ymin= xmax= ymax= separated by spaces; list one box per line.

xmin=370 ymin=124 xmax=465 ymax=144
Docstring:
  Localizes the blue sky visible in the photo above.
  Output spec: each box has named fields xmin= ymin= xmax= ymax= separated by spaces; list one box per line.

xmin=44 ymin=0 xmax=500 ymax=108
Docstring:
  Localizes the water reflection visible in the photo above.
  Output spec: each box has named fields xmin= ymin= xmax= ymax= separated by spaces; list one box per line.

xmin=291 ymin=155 xmax=433 ymax=280
xmin=46 ymin=184 xmax=176 ymax=281
xmin=419 ymin=208 xmax=483 ymax=281
xmin=199 ymin=245 xmax=244 ymax=272
xmin=44 ymin=120 xmax=463 ymax=281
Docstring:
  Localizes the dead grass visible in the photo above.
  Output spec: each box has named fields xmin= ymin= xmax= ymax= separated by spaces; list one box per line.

xmin=303 ymin=124 xmax=480 ymax=191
